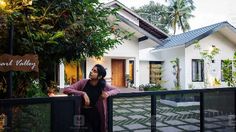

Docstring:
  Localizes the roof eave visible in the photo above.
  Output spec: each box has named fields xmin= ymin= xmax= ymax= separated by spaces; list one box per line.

xmin=104 ymin=0 xmax=169 ymax=38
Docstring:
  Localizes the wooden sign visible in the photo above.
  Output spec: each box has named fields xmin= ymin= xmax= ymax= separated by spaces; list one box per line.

xmin=0 ymin=54 xmax=39 ymax=72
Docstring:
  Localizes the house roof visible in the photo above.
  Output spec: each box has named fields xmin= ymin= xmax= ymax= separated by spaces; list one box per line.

xmin=104 ymin=0 xmax=169 ymax=40
xmin=155 ymin=21 xmax=236 ymax=50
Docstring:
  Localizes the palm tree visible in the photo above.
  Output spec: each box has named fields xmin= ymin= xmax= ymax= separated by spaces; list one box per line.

xmin=167 ymin=0 xmax=195 ymax=34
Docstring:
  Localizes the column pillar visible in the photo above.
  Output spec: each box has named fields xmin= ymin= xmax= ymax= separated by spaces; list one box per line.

xmin=134 ymin=57 xmax=139 ymax=88
xmin=59 ymin=61 xmax=65 ymax=89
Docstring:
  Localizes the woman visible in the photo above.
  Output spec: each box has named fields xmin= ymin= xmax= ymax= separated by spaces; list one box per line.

xmin=63 ymin=64 xmax=119 ymax=132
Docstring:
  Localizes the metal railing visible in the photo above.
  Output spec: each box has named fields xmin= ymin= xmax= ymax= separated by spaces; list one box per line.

xmin=0 ymin=88 xmax=235 ymax=132
xmin=108 ymin=87 xmax=236 ymax=132
xmin=0 ymin=96 xmax=81 ymax=132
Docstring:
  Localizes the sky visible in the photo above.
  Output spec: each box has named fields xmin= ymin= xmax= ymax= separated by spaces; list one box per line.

xmin=100 ymin=0 xmax=236 ymax=33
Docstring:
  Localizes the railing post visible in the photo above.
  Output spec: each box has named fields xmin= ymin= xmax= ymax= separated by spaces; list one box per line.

xmin=151 ymin=95 xmax=156 ymax=132
xmin=107 ymin=96 xmax=113 ymax=132
xmin=200 ymin=92 xmax=204 ymax=132
xmin=235 ymin=90 xmax=236 ymax=132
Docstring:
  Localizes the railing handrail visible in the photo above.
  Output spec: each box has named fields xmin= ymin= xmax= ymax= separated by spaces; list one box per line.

xmin=0 ymin=96 xmax=80 ymax=105
xmin=113 ymin=87 xmax=236 ymax=98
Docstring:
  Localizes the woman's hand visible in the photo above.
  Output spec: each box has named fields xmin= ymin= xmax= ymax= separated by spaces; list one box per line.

xmin=101 ymin=91 xmax=109 ymax=99
xmin=83 ymin=92 xmax=90 ymax=106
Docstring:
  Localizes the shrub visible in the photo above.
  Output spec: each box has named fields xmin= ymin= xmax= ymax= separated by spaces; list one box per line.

xmin=139 ymin=84 xmax=166 ymax=91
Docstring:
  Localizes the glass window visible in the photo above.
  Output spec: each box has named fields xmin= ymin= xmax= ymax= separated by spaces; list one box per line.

xmin=149 ymin=61 xmax=162 ymax=85
xmin=129 ymin=60 xmax=134 ymax=84
xmin=64 ymin=60 xmax=86 ymax=85
xmin=192 ymin=59 xmax=204 ymax=82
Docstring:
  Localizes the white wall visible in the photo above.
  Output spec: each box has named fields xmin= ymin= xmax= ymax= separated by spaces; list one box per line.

xmin=139 ymin=48 xmax=163 ymax=61
xmin=139 ymin=61 xmax=150 ymax=85
xmin=86 ymin=57 xmax=112 ymax=84
xmin=155 ymin=47 xmax=185 ymax=90
xmin=185 ymin=32 xmax=236 ymax=89
xmin=105 ymin=36 xmax=139 ymax=58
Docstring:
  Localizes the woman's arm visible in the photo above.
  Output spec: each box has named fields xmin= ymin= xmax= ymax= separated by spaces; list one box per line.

xmin=63 ymin=80 xmax=86 ymax=96
xmin=103 ymin=84 xmax=120 ymax=96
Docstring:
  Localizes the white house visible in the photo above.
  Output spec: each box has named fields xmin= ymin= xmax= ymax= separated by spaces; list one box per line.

xmin=58 ymin=1 xmax=168 ymax=89
xmin=152 ymin=21 xmax=236 ymax=89
xmin=57 ymin=1 xmax=236 ymax=90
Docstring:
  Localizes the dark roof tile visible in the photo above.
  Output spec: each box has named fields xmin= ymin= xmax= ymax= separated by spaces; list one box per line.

xmin=156 ymin=21 xmax=234 ymax=50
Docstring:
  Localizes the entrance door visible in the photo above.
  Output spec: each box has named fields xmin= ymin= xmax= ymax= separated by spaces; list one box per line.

xmin=112 ymin=59 xmax=125 ymax=87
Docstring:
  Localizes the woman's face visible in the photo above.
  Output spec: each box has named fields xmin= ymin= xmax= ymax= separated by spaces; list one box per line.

xmin=89 ymin=66 xmax=99 ymax=80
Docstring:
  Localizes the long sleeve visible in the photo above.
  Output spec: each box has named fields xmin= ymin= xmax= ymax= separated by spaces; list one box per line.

xmin=104 ymin=84 xmax=120 ymax=96
xmin=63 ymin=79 xmax=88 ymax=96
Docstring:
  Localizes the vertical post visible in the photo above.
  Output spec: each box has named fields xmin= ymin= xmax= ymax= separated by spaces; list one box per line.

xmin=151 ymin=95 xmax=156 ymax=132
xmin=107 ymin=97 xmax=113 ymax=132
xmin=6 ymin=21 xmax=14 ymax=132
xmin=7 ymin=24 xmax=14 ymax=98
xmin=200 ymin=92 xmax=204 ymax=132
xmin=234 ymin=90 xmax=236 ymax=132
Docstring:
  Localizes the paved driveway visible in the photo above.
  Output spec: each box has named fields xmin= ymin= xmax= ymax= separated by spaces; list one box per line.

xmin=112 ymin=97 xmax=235 ymax=132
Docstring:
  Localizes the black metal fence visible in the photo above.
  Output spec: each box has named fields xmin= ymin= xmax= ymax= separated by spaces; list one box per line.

xmin=0 ymin=88 xmax=235 ymax=132
xmin=0 ymin=96 xmax=81 ymax=132
xmin=108 ymin=87 xmax=236 ymax=132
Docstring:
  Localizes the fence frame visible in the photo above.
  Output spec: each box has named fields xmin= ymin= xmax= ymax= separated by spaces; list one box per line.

xmin=0 ymin=96 xmax=81 ymax=132
xmin=108 ymin=87 xmax=236 ymax=132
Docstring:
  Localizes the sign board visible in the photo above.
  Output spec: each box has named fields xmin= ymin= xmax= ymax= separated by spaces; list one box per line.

xmin=0 ymin=54 xmax=39 ymax=72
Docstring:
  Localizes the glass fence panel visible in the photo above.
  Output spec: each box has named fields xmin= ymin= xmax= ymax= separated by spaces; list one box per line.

xmin=1 ymin=104 xmax=51 ymax=132
xmin=157 ymin=93 xmax=200 ymax=131
xmin=204 ymin=91 xmax=235 ymax=132
xmin=112 ymin=96 xmax=151 ymax=132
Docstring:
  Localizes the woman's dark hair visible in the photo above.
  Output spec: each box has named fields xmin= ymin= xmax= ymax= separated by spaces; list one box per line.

xmin=95 ymin=64 xmax=106 ymax=90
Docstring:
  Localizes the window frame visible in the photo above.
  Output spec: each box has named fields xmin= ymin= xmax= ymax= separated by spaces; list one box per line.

xmin=192 ymin=59 xmax=204 ymax=82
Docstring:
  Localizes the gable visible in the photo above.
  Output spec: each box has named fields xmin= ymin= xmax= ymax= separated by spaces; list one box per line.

xmin=105 ymin=0 xmax=168 ymax=48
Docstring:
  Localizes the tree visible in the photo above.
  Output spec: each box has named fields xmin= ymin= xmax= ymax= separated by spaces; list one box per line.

xmin=132 ymin=1 xmax=169 ymax=33
xmin=194 ymin=42 xmax=220 ymax=87
xmin=167 ymin=0 xmax=195 ymax=34
xmin=222 ymin=59 xmax=233 ymax=86
xmin=170 ymin=57 xmax=181 ymax=90
xmin=222 ymin=52 xmax=236 ymax=87
xmin=133 ymin=0 xmax=195 ymax=35
xmin=0 ymin=0 xmax=131 ymax=97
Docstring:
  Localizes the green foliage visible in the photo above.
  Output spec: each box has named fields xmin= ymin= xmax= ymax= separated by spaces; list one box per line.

xmin=12 ymin=104 xmax=50 ymax=132
xmin=194 ymin=42 xmax=220 ymax=87
xmin=132 ymin=1 xmax=169 ymax=33
xmin=0 ymin=0 xmax=131 ymax=97
xmin=167 ymin=0 xmax=195 ymax=34
xmin=133 ymin=0 xmax=195 ymax=34
xmin=139 ymin=84 xmax=166 ymax=91
xmin=222 ymin=56 xmax=236 ymax=87
xmin=26 ymin=79 xmax=47 ymax=97
xmin=170 ymin=57 xmax=181 ymax=90
xmin=213 ymin=77 xmax=221 ymax=86
xmin=194 ymin=43 xmax=220 ymax=62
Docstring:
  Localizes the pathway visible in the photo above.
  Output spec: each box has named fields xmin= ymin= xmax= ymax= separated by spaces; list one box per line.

xmin=112 ymin=97 xmax=235 ymax=132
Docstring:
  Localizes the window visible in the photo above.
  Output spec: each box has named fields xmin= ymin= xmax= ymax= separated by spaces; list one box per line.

xmin=129 ymin=60 xmax=134 ymax=84
xmin=149 ymin=61 xmax=162 ymax=85
xmin=221 ymin=60 xmax=232 ymax=81
xmin=64 ymin=60 xmax=86 ymax=85
xmin=192 ymin=59 xmax=204 ymax=82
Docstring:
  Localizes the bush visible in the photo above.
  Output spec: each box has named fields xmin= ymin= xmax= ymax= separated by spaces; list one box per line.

xmin=139 ymin=84 xmax=166 ymax=91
